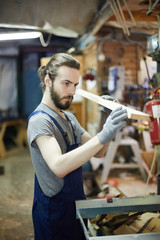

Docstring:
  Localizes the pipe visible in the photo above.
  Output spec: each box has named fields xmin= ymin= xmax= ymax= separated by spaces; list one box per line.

xmin=123 ymin=0 xmax=136 ymax=25
xmin=109 ymin=0 xmax=126 ymax=34
xmin=117 ymin=0 xmax=130 ymax=35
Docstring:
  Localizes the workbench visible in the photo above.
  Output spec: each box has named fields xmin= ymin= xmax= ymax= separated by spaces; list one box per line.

xmin=0 ymin=118 xmax=28 ymax=158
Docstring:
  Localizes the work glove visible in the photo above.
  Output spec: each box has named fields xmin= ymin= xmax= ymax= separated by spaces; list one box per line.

xmin=101 ymin=95 xmax=118 ymax=103
xmin=97 ymin=106 xmax=128 ymax=145
xmin=101 ymin=95 xmax=119 ymax=116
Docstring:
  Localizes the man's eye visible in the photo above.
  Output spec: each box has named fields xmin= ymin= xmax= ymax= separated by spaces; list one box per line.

xmin=64 ymin=82 xmax=69 ymax=86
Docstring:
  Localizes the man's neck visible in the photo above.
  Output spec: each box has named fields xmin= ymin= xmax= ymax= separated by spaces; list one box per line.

xmin=41 ymin=95 xmax=66 ymax=119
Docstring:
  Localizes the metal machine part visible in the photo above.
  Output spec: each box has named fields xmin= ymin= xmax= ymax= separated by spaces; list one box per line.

xmin=76 ymin=196 xmax=160 ymax=240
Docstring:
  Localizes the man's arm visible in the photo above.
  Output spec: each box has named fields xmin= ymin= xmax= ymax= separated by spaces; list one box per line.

xmin=81 ymin=131 xmax=110 ymax=158
xmin=36 ymin=134 xmax=104 ymax=178
xmin=36 ymin=106 xmax=127 ymax=178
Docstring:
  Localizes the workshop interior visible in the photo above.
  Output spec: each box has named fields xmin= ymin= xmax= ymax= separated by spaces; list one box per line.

xmin=0 ymin=0 xmax=160 ymax=239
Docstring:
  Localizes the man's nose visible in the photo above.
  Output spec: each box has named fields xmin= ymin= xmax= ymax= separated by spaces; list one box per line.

xmin=68 ymin=85 xmax=76 ymax=95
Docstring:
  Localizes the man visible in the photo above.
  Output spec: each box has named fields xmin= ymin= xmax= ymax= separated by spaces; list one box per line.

xmin=27 ymin=53 xmax=127 ymax=240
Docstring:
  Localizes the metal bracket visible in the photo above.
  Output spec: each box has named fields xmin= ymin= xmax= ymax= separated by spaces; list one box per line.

xmin=76 ymin=195 xmax=160 ymax=219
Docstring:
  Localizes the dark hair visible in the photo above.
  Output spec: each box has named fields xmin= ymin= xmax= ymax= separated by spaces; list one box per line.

xmin=38 ymin=53 xmax=80 ymax=92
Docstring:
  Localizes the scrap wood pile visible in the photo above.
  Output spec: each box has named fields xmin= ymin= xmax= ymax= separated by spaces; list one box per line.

xmin=89 ymin=211 xmax=160 ymax=236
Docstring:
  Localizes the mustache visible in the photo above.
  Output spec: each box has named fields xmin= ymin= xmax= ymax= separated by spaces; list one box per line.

xmin=61 ymin=95 xmax=73 ymax=100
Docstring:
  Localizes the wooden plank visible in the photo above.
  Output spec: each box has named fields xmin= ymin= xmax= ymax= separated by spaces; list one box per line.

xmin=108 ymin=11 xmax=158 ymax=22
xmin=142 ymin=218 xmax=160 ymax=233
xmin=114 ymin=212 xmax=160 ymax=235
xmin=76 ymin=89 xmax=151 ymax=121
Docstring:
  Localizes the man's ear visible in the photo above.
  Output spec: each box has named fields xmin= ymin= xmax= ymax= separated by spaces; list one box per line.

xmin=45 ymin=74 xmax=52 ymax=87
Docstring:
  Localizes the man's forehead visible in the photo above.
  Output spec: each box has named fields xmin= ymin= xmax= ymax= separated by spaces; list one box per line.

xmin=57 ymin=66 xmax=80 ymax=79
xmin=57 ymin=65 xmax=78 ymax=72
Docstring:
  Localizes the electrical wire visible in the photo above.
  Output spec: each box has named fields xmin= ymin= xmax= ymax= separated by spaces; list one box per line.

xmin=144 ymin=145 xmax=157 ymax=195
xmin=96 ymin=32 xmax=146 ymax=50
xmin=39 ymin=32 xmax=52 ymax=47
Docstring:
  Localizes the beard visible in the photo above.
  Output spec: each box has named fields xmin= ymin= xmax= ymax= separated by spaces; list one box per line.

xmin=50 ymin=85 xmax=73 ymax=110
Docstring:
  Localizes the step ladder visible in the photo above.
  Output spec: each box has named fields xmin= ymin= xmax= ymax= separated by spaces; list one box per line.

xmin=101 ymin=131 xmax=146 ymax=184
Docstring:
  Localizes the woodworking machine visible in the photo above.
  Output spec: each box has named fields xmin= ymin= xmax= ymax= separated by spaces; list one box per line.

xmin=76 ymin=195 xmax=160 ymax=239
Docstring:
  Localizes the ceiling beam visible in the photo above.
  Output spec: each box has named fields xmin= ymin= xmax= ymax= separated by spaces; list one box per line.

xmin=108 ymin=11 xmax=158 ymax=22
xmin=91 ymin=0 xmax=125 ymax=36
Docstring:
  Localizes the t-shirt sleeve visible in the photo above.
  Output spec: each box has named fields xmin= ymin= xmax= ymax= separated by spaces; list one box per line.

xmin=27 ymin=113 xmax=55 ymax=148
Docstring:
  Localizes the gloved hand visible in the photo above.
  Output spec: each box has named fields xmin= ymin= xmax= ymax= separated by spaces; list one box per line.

xmin=97 ymin=106 xmax=127 ymax=145
xmin=101 ymin=95 xmax=118 ymax=103
xmin=101 ymin=95 xmax=119 ymax=116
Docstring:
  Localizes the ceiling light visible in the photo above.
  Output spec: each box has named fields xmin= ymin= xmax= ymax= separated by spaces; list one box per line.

xmin=0 ymin=31 xmax=41 ymax=41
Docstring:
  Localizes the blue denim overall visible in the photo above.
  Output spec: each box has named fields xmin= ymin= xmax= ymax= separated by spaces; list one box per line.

xmin=28 ymin=110 xmax=86 ymax=240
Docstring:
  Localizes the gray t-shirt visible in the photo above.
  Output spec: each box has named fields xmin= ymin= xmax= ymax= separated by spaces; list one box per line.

xmin=27 ymin=103 xmax=85 ymax=197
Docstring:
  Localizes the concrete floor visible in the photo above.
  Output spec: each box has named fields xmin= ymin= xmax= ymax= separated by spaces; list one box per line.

xmin=0 ymin=149 xmax=158 ymax=240
xmin=0 ymin=149 xmax=34 ymax=240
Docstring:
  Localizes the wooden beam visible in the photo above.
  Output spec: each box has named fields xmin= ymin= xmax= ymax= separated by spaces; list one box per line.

xmin=108 ymin=11 xmax=157 ymax=22
xmin=76 ymin=89 xmax=151 ymax=122
xmin=91 ymin=0 xmax=125 ymax=35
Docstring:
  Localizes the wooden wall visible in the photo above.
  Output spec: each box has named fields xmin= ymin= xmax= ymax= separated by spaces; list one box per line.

xmin=99 ymin=42 xmax=145 ymax=85
xmin=71 ymin=55 xmax=85 ymax=128
xmin=83 ymin=43 xmax=99 ymax=131
xmin=82 ymin=41 xmax=146 ymax=133
xmin=83 ymin=44 xmax=97 ymax=72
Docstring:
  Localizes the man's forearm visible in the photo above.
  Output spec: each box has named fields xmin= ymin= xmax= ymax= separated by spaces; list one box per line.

xmin=94 ymin=142 xmax=110 ymax=158
xmin=53 ymin=136 xmax=104 ymax=178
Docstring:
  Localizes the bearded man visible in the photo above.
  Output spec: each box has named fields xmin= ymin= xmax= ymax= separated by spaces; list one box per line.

xmin=27 ymin=53 xmax=127 ymax=240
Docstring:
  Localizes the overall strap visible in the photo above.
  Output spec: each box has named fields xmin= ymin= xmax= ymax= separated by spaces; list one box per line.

xmin=28 ymin=110 xmax=70 ymax=144
xmin=63 ymin=112 xmax=78 ymax=144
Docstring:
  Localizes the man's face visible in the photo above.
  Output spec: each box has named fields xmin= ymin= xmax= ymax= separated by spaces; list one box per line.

xmin=49 ymin=66 xmax=80 ymax=110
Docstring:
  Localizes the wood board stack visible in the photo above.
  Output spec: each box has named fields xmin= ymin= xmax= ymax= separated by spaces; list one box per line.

xmin=89 ymin=211 xmax=160 ymax=236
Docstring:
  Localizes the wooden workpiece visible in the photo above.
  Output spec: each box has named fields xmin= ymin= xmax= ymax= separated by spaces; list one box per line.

xmin=76 ymin=89 xmax=152 ymax=122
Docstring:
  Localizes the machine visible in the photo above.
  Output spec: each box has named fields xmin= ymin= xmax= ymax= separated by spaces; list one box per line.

xmin=76 ymin=195 xmax=160 ymax=239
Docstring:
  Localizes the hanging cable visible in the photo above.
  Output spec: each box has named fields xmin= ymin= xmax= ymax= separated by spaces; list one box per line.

xmin=39 ymin=32 xmax=52 ymax=47
xmin=144 ymin=145 xmax=157 ymax=195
